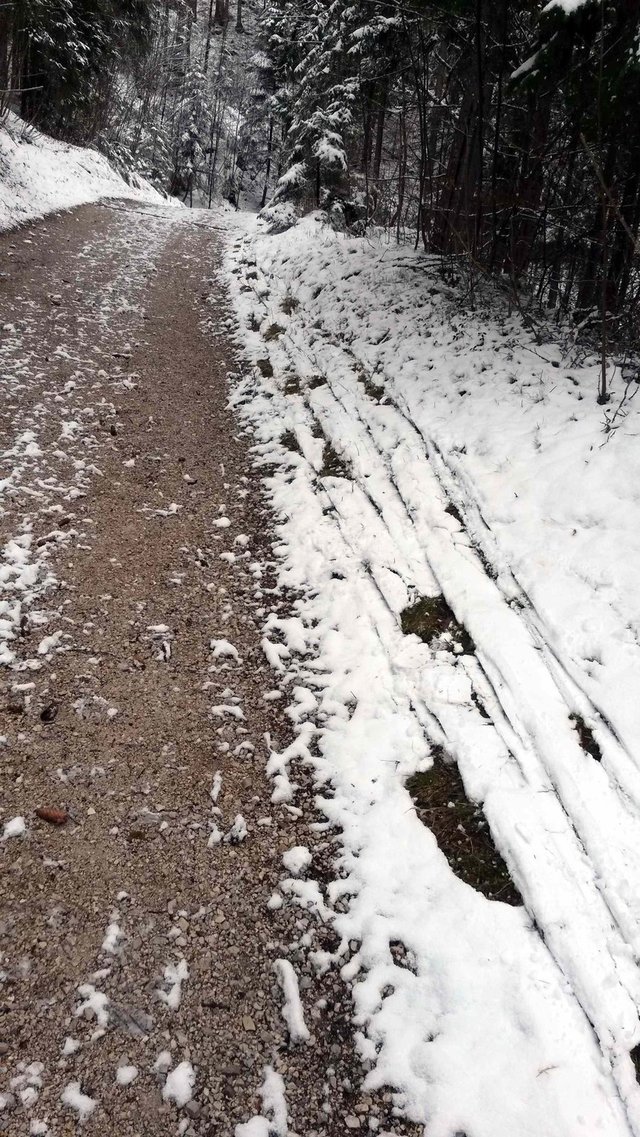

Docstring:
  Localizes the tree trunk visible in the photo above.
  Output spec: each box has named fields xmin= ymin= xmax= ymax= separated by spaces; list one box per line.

xmin=214 ymin=0 xmax=229 ymax=28
xmin=372 ymin=76 xmax=388 ymax=182
xmin=261 ymin=116 xmax=274 ymax=208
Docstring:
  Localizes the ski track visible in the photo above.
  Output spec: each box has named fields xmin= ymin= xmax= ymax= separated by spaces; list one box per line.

xmin=222 ymin=214 xmax=640 ymax=1136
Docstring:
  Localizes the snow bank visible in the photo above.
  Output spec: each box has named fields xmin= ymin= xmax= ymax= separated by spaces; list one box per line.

xmin=0 ymin=112 xmax=165 ymax=232
xmin=221 ymin=211 xmax=640 ymax=1137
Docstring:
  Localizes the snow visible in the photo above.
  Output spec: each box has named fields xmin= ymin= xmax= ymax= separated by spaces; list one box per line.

xmin=235 ymin=1067 xmax=288 ymax=1137
xmin=60 ymin=1082 xmax=97 ymax=1123
xmin=153 ymin=1049 xmax=173 ymax=1073
xmin=101 ymin=911 xmax=124 ymax=954
xmin=210 ymin=637 xmax=240 ymax=662
xmin=210 ymin=770 xmax=223 ymax=802
xmin=281 ymin=845 xmax=312 ymax=877
xmin=61 ymin=1037 xmax=81 ymax=1057
xmin=162 ymin=1060 xmax=195 ymax=1107
xmin=0 ymin=113 xmax=165 ymax=233
xmin=225 ymin=814 xmax=248 ymax=843
xmin=222 ymin=211 xmax=640 ymax=1136
xmin=2 ymin=815 xmax=26 ymax=840
xmin=157 ymin=958 xmax=189 ymax=1010
xmin=273 ymin=958 xmax=310 ymax=1044
xmin=75 ymin=984 xmax=110 ymax=1028
xmin=544 ymin=0 xmax=590 ymax=11
xmin=115 ymin=1064 xmax=138 ymax=1086
xmin=207 ymin=821 xmax=223 ymax=846
xmin=37 ymin=630 xmax=63 ymax=655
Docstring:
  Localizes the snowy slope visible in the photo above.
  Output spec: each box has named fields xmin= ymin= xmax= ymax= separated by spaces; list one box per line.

xmin=0 ymin=113 xmax=165 ymax=232
xmin=222 ymin=211 xmax=640 ymax=1137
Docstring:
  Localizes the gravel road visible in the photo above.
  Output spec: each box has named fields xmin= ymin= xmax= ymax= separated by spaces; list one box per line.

xmin=0 ymin=203 xmax=416 ymax=1137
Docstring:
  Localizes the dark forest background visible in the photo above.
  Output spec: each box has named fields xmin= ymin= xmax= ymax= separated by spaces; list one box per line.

xmin=2 ymin=0 xmax=640 ymax=364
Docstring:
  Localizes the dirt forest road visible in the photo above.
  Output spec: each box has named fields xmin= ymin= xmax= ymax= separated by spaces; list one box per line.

xmin=0 ymin=203 xmax=407 ymax=1137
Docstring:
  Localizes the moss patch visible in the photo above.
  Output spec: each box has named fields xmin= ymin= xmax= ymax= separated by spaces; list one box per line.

xmin=256 ymin=358 xmax=273 ymax=378
xmin=321 ymin=440 xmax=350 ymax=479
xmin=407 ymin=748 xmax=522 ymax=906
xmin=280 ymin=429 xmax=301 ymax=454
xmin=401 ymin=595 xmax=475 ymax=655
xmin=357 ymin=370 xmax=385 ymax=403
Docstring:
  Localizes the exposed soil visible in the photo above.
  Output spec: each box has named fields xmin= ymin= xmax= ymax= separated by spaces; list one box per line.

xmin=570 ymin=713 xmax=602 ymax=762
xmin=407 ymin=747 xmax=522 ymax=907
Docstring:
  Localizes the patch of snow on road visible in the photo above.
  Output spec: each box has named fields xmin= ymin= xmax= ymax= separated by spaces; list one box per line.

xmin=162 ymin=1060 xmax=195 ymax=1107
xmin=235 ymin=1066 xmax=288 ymax=1137
xmin=2 ymin=815 xmax=26 ymax=840
xmin=281 ymin=845 xmax=311 ymax=877
xmin=115 ymin=1064 xmax=138 ymax=1086
xmin=75 ymin=985 xmax=110 ymax=1028
xmin=60 ymin=1081 xmax=97 ymax=1123
xmin=210 ymin=637 xmax=240 ymax=662
xmin=157 ymin=958 xmax=189 ymax=1010
xmin=273 ymin=958 xmax=310 ymax=1044
xmin=101 ymin=911 xmax=124 ymax=955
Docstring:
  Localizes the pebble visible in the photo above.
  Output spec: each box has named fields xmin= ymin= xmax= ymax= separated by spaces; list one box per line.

xmin=242 ymin=1015 xmax=256 ymax=1032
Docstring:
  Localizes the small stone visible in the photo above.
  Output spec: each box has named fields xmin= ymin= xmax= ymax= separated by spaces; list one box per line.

xmin=185 ymin=1100 xmax=200 ymax=1119
xmin=345 ymin=1118 xmax=360 ymax=1130
xmin=0 ymin=1042 xmax=9 ymax=1055
xmin=242 ymin=1015 xmax=256 ymax=1032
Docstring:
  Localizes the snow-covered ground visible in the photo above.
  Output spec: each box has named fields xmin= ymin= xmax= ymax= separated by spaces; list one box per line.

xmin=0 ymin=113 xmax=163 ymax=232
xmin=223 ymin=211 xmax=640 ymax=1137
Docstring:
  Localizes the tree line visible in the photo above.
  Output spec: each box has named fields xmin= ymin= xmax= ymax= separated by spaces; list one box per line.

xmin=0 ymin=0 xmax=264 ymax=206
xmin=260 ymin=0 xmax=640 ymax=369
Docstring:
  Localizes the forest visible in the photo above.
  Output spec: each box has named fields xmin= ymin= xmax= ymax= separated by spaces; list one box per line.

xmin=2 ymin=0 xmax=640 ymax=372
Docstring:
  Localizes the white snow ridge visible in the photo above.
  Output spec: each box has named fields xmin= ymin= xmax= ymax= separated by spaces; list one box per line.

xmin=224 ymin=210 xmax=640 ymax=1137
